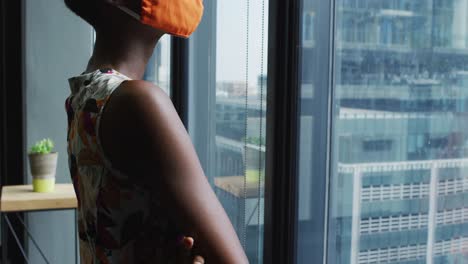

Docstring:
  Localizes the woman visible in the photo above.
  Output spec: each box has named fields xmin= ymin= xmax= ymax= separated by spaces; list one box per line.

xmin=64 ymin=0 xmax=248 ymax=263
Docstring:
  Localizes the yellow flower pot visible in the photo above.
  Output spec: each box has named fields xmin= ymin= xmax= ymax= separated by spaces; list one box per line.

xmin=32 ymin=178 xmax=56 ymax=193
xmin=28 ymin=152 xmax=58 ymax=193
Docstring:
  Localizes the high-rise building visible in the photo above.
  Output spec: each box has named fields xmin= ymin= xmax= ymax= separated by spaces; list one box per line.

xmin=326 ymin=0 xmax=468 ymax=263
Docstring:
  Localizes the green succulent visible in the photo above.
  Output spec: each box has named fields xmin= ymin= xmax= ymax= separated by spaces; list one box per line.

xmin=30 ymin=138 xmax=55 ymax=154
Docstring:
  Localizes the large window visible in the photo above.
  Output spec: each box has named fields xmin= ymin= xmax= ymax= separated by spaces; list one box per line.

xmin=188 ymin=1 xmax=268 ymax=263
xmin=295 ymin=0 xmax=333 ymax=262
xmin=328 ymin=0 xmax=468 ymax=263
xmin=295 ymin=0 xmax=468 ymax=263
xmin=176 ymin=0 xmax=468 ymax=262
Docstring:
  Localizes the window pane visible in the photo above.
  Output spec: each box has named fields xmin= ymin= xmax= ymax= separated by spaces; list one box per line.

xmin=188 ymin=1 xmax=268 ymax=263
xmin=328 ymin=1 xmax=468 ymax=264
xmin=296 ymin=0 xmax=332 ymax=262
xmin=144 ymin=35 xmax=171 ymax=95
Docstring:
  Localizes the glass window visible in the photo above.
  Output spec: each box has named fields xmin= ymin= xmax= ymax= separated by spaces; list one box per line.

xmin=144 ymin=35 xmax=171 ymax=95
xmin=328 ymin=0 xmax=468 ymax=264
xmin=296 ymin=0 xmax=332 ymax=262
xmin=188 ymin=1 xmax=268 ymax=263
xmin=297 ymin=0 xmax=468 ymax=263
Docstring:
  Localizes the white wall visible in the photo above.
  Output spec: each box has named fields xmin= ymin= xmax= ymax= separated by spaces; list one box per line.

xmin=24 ymin=0 xmax=93 ymax=261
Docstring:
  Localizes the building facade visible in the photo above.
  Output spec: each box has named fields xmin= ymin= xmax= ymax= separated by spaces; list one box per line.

xmin=327 ymin=0 xmax=468 ymax=263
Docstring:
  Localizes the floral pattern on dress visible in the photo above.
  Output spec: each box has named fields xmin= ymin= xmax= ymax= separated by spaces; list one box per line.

xmin=66 ymin=69 xmax=183 ymax=263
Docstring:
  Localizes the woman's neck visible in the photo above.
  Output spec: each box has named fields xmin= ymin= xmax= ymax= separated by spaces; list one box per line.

xmin=86 ymin=29 xmax=162 ymax=80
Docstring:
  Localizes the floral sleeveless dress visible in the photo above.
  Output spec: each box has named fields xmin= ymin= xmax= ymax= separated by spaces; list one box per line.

xmin=66 ymin=69 xmax=182 ymax=263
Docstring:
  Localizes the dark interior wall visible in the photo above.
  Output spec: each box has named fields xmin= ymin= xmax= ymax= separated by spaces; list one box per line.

xmin=1 ymin=0 xmax=26 ymax=262
xmin=23 ymin=0 xmax=93 ymax=262
xmin=1 ymin=0 xmax=25 ymax=188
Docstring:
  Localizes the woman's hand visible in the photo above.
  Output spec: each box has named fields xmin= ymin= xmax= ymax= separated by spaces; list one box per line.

xmin=177 ymin=236 xmax=205 ymax=264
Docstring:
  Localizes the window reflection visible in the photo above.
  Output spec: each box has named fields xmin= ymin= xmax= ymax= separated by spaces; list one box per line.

xmin=329 ymin=0 xmax=468 ymax=263
xmin=188 ymin=1 xmax=268 ymax=263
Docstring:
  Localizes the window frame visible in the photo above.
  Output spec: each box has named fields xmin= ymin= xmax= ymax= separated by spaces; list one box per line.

xmin=295 ymin=0 xmax=336 ymax=263
xmin=262 ymin=0 xmax=302 ymax=263
xmin=171 ymin=38 xmax=190 ymax=128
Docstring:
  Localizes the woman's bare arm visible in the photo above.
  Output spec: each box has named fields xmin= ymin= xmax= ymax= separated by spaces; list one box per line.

xmin=99 ymin=80 xmax=248 ymax=263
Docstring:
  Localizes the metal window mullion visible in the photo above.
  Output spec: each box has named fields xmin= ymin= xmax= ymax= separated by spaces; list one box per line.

xmin=170 ymin=38 xmax=189 ymax=128
xmin=263 ymin=0 xmax=302 ymax=263
xmin=324 ymin=0 xmax=337 ymax=262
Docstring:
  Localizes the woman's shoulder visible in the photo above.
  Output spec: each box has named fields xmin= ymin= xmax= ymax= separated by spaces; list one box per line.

xmin=98 ymin=79 xmax=181 ymax=176
xmin=117 ymin=80 xmax=168 ymax=99
xmin=109 ymin=79 xmax=174 ymax=120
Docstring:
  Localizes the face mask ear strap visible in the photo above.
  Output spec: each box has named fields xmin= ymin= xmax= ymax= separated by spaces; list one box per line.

xmin=116 ymin=5 xmax=141 ymax=21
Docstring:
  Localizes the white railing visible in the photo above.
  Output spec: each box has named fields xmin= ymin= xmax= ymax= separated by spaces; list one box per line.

xmin=361 ymin=183 xmax=429 ymax=202
xmin=434 ymin=236 xmax=468 ymax=256
xmin=438 ymin=178 xmax=468 ymax=196
xmin=340 ymin=111 xmax=440 ymax=120
xmin=436 ymin=207 xmax=468 ymax=225
xmin=360 ymin=213 xmax=428 ymax=234
xmin=358 ymin=244 xmax=426 ymax=264
xmin=338 ymin=158 xmax=468 ymax=174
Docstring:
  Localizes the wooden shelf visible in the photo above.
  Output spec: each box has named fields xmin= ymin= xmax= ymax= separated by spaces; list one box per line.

xmin=0 ymin=184 xmax=77 ymax=212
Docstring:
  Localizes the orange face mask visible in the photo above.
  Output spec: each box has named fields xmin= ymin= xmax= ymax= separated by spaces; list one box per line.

xmin=117 ymin=0 xmax=204 ymax=38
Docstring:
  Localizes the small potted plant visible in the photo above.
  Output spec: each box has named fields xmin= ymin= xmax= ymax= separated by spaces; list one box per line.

xmin=28 ymin=138 xmax=58 ymax=193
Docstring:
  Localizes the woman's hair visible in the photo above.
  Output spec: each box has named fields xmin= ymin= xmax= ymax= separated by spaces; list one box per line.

xmin=64 ymin=0 xmax=103 ymax=27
